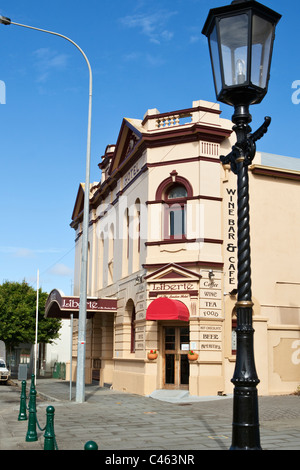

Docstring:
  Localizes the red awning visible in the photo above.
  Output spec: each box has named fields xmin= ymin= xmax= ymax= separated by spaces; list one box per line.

xmin=146 ymin=297 xmax=189 ymax=322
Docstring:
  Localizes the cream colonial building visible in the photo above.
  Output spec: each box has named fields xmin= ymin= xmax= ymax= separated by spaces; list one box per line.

xmin=46 ymin=99 xmax=300 ymax=397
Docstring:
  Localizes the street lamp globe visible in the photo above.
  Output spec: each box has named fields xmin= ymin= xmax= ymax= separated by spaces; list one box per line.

xmin=202 ymin=0 xmax=281 ymax=108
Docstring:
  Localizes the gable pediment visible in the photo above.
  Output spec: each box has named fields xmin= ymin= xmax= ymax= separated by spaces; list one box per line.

xmin=71 ymin=183 xmax=85 ymax=223
xmin=109 ymin=118 xmax=142 ymax=175
xmin=145 ymin=263 xmax=201 ymax=282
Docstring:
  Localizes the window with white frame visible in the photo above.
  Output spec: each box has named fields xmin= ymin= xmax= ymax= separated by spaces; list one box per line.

xmin=164 ymin=184 xmax=188 ymax=239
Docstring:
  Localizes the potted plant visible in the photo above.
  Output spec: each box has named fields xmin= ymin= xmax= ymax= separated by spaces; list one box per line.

xmin=188 ymin=350 xmax=198 ymax=361
xmin=147 ymin=349 xmax=158 ymax=360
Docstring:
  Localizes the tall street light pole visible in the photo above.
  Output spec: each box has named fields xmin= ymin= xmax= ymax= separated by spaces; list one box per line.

xmin=0 ymin=15 xmax=92 ymax=403
xmin=202 ymin=0 xmax=281 ymax=450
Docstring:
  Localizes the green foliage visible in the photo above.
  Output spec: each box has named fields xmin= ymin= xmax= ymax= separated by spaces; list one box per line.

xmin=0 ymin=280 xmax=62 ymax=349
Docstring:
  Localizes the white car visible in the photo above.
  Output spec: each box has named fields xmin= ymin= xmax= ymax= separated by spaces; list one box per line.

xmin=0 ymin=359 xmax=10 ymax=383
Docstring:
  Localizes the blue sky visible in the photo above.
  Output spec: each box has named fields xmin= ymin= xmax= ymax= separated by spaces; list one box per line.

xmin=0 ymin=0 xmax=298 ymax=297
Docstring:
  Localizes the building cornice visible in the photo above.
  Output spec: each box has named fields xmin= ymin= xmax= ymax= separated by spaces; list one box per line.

xmin=250 ymin=164 xmax=300 ymax=181
xmin=145 ymin=238 xmax=223 ymax=246
xmin=143 ymin=261 xmax=224 ymax=270
xmin=140 ymin=122 xmax=231 ymax=148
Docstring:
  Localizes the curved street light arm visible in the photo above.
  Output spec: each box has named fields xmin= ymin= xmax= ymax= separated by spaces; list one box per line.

xmin=1 ymin=16 xmax=92 ymax=403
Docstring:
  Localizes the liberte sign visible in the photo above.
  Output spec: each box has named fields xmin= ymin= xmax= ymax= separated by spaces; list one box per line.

xmin=45 ymin=289 xmax=117 ymax=318
xmin=60 ymin=297 xmax=116 ymax=311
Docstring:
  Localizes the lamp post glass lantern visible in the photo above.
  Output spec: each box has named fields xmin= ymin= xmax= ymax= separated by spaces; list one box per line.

xmin=202 ymin=0 xmax=281 ymax=108
xmin=202 ymin=0 xmax=281 ymax=451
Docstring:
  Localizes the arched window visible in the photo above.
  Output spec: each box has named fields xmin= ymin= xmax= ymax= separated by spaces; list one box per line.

xmin=87 ymin=241 xmax=91 ymax=295
xmin=108 ymin=224 xmax=114 ymax=285
xmin=132 ymin=199 xmax=141 ymax=272
xmin=122 ymin=209 xmax=129 ymax=277
xmin=98 ymin=232 xmax=104 ymax=289
xmin=167 ymin=185 xmax=188 ymax=199
xmin=126 ymin=299 xmax=136 ymax=354
xmin=131 ymin=305 xmax=136 ymax=353
xmin=165 ymin=184 xmax=188 ymax=239
xmin=155 ymin=173 xmax=192 ymax=242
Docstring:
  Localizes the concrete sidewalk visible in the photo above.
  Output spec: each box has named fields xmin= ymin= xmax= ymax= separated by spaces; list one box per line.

xmin=1 ymin=378 xmax=300 ymax=451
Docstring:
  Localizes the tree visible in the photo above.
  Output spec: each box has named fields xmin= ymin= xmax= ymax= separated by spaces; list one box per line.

xmin=0 ymin=280 xmax=61 ymax=351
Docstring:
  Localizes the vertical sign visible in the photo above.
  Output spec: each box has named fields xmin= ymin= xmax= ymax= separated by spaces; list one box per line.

xmin=225 ymin=188 xmax=237 ymax=288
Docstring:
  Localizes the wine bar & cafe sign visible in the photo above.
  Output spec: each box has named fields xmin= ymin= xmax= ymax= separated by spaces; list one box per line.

xmin=226 ymin=188 xmax=237 ymax=286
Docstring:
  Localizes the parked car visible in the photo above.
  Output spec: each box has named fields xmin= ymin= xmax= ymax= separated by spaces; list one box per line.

xmin=0 ymin=359 xmax=10 ymax=383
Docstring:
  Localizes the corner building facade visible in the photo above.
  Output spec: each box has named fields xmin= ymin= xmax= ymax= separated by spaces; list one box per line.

xmin=47 ymin=100 xmax=300 ymax=397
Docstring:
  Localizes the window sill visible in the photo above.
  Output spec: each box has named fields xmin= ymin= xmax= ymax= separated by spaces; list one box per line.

xmin=146 ymin=238 xmax=196 ymax=246
xmin=227 ymin=354 xmax=237 ymax=362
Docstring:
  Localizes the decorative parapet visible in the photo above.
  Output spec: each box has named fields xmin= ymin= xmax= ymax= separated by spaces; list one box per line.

xmin=155 ymin=112 xmax=192 ymax=129
xmin=142 ymin=100 xmax=222 ymax=131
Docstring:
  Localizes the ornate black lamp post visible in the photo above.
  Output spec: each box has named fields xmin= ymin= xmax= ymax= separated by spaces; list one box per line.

xmin=202 ymin=0 xmax=281 ymax=450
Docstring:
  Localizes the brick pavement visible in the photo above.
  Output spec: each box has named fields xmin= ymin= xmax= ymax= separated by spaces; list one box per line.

xmin=0 ymin=379 xmax=299 ymax=452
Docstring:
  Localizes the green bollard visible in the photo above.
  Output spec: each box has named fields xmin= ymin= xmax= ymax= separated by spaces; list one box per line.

xmin=26 ymin=377 xmax=37 ymax=442
xmin=84 ymin=441 xmax=98 ymax=450
xmin=28 ymin=375 xmax=36 ymax=413
xmin=29 ymin=374 xmax=35 ymax=393
xmin=44 ymin=406 xmax=56 ymax=450
xmin=18 ymin=380 xmax=27 ymax=421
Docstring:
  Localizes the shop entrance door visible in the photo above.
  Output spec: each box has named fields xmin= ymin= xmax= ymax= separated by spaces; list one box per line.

xmin=163 ymin=326 xmax=189 ymax=389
